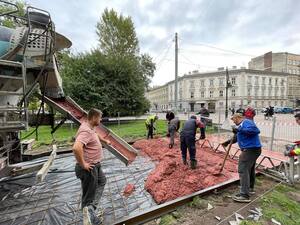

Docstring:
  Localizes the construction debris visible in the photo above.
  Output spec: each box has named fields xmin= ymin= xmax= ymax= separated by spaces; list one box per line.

xmin=271 ymin=218 xmax=282 ymax=225
xmin=207 ymin=203 xmax=214 ymax=210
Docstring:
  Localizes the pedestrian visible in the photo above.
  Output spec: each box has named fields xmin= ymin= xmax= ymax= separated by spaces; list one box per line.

xmin=73 ymin=108 xmax=111 ymax=224
xmin=284 ymin=113 xmax=300 ymax=157
xmin=168 ymin=117 xmax=180 ymax=149
xmin=231 ymin=113 xmax=262 ymax=203
xmin=198 ymin=104 xmax=209 ymax=139
xmin=180 ymin=115 xmax=204 ymax=169
xmin=145 ymin=115 xmax=158 ymax=139
xmin=231 ymin=107 xmax=235 ymax=115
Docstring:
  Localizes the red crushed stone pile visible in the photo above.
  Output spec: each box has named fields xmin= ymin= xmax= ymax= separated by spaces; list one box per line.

xmin=133 ymin=137 xmax=239 ymax=204
xmin=123 ymin=184 xmax=136 ymax=197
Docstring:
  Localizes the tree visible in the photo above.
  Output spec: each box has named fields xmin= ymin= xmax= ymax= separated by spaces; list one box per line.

xmin=96 ymin=8 xmax=139 ymax=56
xmin=60 ymin=9 xmax=155 ymax=116
xmin=0 ymin=0 xmax=26 ymax=28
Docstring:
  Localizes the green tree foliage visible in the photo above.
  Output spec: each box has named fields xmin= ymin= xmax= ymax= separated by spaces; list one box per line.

xmin=0 ymin=0 xmax=26 ymax=28
xmin=61 ymin=9 xmax=155 ymax=116
xmin=96 ymin=8 xmax=139 ymax=56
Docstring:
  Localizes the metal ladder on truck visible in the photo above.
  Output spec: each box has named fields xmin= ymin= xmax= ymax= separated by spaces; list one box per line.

xmin=0 ymin=59 xmax=28 ymax=165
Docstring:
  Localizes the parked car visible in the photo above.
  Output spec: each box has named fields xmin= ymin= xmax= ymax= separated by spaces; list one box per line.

xmin=274 ymin=107 xmax=294 ymax=114
xmin=282 ymin=107 xmax=294 ymax=114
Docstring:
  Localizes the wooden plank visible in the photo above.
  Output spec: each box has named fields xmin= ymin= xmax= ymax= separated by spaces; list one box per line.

xmin=36 ymin=145 xmax=57 ymax=183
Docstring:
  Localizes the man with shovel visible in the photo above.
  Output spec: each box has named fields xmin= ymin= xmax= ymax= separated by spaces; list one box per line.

xmin=231 ymin=113 xmax=262 ymax=203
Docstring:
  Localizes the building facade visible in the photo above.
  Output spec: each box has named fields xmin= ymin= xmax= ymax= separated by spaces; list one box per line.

xmin=147 ymin=68 xmax=299 ymax=112
xmin=248 ymin=51 xmax=300 ymax=74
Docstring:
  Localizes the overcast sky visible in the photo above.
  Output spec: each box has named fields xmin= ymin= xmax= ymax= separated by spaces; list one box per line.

xmin=27 ymin=0 xmax=300 ymax=86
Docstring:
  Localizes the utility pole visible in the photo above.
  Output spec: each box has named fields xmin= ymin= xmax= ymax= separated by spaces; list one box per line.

xmin=174 ymin=32 xmax=178 ymax=113
xmin=225 ymin=67 xmax=229 ymax=119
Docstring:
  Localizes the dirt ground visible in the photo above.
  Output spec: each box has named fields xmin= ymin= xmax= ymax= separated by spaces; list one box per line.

xmin=145 ymin=176 xmax=280 ymax=225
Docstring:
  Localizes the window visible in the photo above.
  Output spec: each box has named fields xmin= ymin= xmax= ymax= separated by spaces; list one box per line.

xmin=231 ymin=89 xmax=236 ymax=97
xmin=219 ymin=102 xmax=224 ymax=106
xmin=201 ymin=91 xmax=205 ymax=98
xmin=190 ymin=92 xmax=194 ymax=98
xmin=255 ymin=76 xmax=259 ymax=85
xmin=262 ymin=89 xmax=265 ymax=96
xmin=247 ymin=88 xmax=251 ymax=96
xmin=231 ymin=77 xmax=236 ymax=85
xmin=247 ymin=76 xmax=252 ymax=84
xmin=200 ymin=80 xmax=205 ymax=87
xmin=190 ymin=80 xmax=195 ymax=88
xmin=262 ymin=77 xmax=266 ymax=84
xmin=281 ymin=79 xmax=284 ymax=86
xmin=275 ymin=78 xmax=278 ymax=85
xmin=219 ymin=90 xmax=223 ymax=97
xmin=269 ymin=78 xmax=272 ymax=85
xmin=219 ymin=78 xmax=224 ymax=86
xmin=209 ymin=79 xmax=214 ymax=86
xmin=209 ymin=91 xmax=214 ymax=98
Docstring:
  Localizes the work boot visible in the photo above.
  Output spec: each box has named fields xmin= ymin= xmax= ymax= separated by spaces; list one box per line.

xmin=190 ymin=160 xmax=197 ymax=169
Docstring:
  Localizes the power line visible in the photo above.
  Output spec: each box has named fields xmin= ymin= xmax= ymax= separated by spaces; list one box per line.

xmin=179 ymin=38 xmax=255 ymax=57
xmin=155 ymin=40 xmax=173 ymax=71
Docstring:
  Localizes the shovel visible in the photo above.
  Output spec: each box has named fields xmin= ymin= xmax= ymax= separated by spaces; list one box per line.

xmin=216 ymin=134 xmax=236 ymax=174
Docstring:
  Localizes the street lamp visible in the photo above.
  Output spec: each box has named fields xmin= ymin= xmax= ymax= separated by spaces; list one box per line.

xmin=225 ymin=67 xmax=232 ymax=119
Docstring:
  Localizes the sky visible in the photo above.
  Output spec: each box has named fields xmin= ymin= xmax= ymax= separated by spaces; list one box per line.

xmin=27 ymin=0 xmax=300 ymax=86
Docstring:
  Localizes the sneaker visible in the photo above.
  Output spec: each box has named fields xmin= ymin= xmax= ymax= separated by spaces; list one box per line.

xmin=249 ymin=188 xmax=255 ymax=195
xmin=87 ymin=206 xmax=103 ymax=225
xmin=232 ymin=193 xmax=251 ymax=203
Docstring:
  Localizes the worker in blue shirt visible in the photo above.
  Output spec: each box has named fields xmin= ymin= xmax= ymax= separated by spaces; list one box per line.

xmin=231 ymin=113 xmax=262 ymax=203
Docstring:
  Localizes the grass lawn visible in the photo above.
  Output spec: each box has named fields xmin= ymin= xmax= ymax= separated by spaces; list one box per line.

xmin=106 ymin=120 xmax=217 ymax=141
xmin=21 ymin=124 xmax=78 ymax=148
xmin=20 ymin=120 xmax=217 ymax=148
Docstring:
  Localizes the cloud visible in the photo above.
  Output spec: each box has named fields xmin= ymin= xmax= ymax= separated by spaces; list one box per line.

xmin=26 ymin=0 xmax=300 ymax=85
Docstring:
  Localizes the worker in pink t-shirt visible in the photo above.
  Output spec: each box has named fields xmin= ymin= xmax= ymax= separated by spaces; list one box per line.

xmin=73 ymin=108 xmax=110 ymax=224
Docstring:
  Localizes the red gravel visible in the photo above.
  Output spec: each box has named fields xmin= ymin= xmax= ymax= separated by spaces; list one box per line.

xmin=133 ymin=137 xmax=239 ymax=204
xmin=123 ymin=184 xmax=135 ymax=197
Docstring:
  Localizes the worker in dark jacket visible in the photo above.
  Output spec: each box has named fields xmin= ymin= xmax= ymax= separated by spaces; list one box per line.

xmin=145 ymin=115 xmax=158 ymax=139
xmin=231 ymin=113 xmax=262 ymax=203
xmin=198 ymin=104 xmax=209 ymax=139
xmin=168 ymin=117 xmax=180 ymax=149
xmin=180 ymin=115 xmax=204 ymax=169
xmin=166 ymin=110 xmax=175 ymax=137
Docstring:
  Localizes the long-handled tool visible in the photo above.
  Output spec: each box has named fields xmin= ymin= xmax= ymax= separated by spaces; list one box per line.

xmin=219 ymin=134 xmax=236 ymax=173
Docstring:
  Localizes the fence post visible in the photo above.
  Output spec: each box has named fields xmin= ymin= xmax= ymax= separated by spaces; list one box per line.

xmin=118 ymin=112 xmax=120 ymax=131
xmin=269 ymin=116 xmax=276 ymax=151
xmin=289 ymin=156 xmax=295 ymax=184
xmin=217 ymin=107 xmax=221 ymax=137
